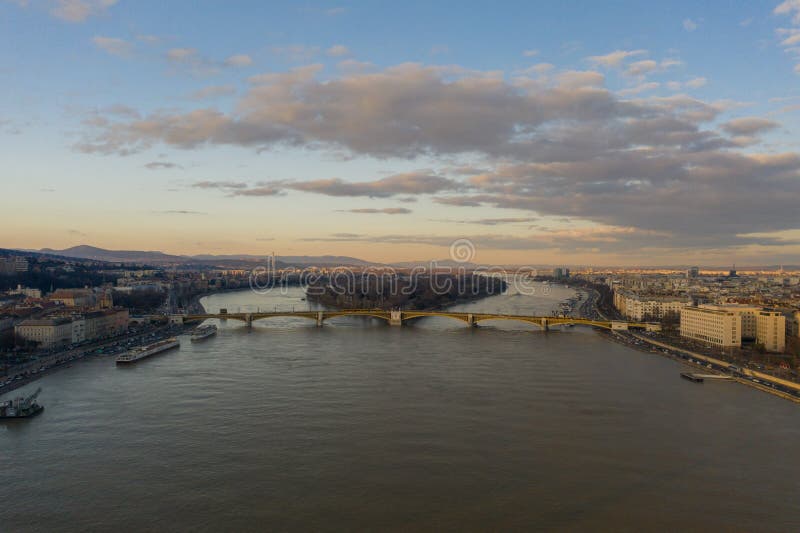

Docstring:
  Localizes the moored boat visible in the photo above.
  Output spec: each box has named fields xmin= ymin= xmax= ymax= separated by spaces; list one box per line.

xmin=117 ymin=338 xmax=180 ymax=364
xmin=1 ymin=388 xmax=44 ymax=419
xmin=191 ymin=324 xmax=218 ymax=342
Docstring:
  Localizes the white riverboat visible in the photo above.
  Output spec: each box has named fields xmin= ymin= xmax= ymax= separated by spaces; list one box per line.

xmin=116 ymin=338 xmax=180 ymax=364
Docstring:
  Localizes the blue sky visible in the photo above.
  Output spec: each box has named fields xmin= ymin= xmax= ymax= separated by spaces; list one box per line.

xmin=3 ymin=0 xmax=800 ymax=265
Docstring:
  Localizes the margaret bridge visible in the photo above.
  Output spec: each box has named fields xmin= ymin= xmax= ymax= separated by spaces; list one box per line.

xmin=169 ymin=309 xmax=661 ymax=332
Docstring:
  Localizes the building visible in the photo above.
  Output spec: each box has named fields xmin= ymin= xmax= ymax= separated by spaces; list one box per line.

xmin=756 ymin=311 xmax=786 ymax=353
xmin=553 ymin=267 xmax=570 ymax=280
xmin=787 ymin=310 xmax=800 ymax=338
xmin=701 ymin=304 xmax=760 ymax=339
xmin=71 ymin=317 xmax=85 ymax=344
xmin=15 ymin=317 xmax=73 ymax=349
xmin=680 ymin=306 xmax=741 ymax=348
xmin=613 ymin=290 xmax=690 ymax=321
xmin=686 ymin=266 xmax=699 ymax=279
xmin=83 ymin=309 xmax=129 ymax=340
xmin=0 ymin=257 xmax=28 ymax=275
xmin=48 ymin=288 xmax=96 ymax=308
xmin=9 ymin=285 xmax=42 ymax=299
xmin=14 ymin=308 xmax=128 ymax=349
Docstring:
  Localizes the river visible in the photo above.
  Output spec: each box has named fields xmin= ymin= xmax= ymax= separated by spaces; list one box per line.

xmin=2 ymin=284 xmax=799 ymax=531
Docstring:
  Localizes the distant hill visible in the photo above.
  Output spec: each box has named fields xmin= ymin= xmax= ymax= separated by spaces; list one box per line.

xmin=38 ymin=245 xmax=183 ymax=263
xmin=33 ymin=245 xmax=376 ymax=267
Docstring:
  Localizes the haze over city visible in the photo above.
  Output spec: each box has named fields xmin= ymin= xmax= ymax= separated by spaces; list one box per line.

xmin=3 ymin=0 xmax=800 ymax=265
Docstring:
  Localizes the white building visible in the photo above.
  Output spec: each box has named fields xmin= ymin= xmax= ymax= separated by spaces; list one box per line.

xmin=680 ymin=306 xmax=741 ymax=348
xmin=71 ymin=318 xmax=85 ymax=344
xmin=680 ymin=305 xmax=787 ymax=353
xmin=613 ymin=290 xmax=690 ymax=321
xmin=9 ymin=285 xmax=42 ymax=299
xmin=757 ymin=311 xmax=786 ymax=353
xmin=15 ymin=317 xmax=73 ymax=349
xmin=14 ymin=309 xmax=128 ymax=349
xmin=701 ymin=304 xmax=760 ymax=339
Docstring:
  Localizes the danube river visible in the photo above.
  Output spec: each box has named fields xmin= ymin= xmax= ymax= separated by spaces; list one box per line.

xmin=2 ymin=285 xmax=800 ymax=531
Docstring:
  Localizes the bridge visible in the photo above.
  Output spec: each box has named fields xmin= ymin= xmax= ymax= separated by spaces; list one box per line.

xmin=172 ymin=309 xmax=660 ymax=332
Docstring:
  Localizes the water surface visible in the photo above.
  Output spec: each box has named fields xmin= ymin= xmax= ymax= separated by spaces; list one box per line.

xmin=2 ymin=285 xmax=799 ymax=531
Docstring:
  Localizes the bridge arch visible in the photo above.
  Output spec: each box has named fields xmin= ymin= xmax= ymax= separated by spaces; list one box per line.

xmin=249 ymin=313 xmax=319 ymax=324
xmin=399 ymin=312 xmax=473 ymax=325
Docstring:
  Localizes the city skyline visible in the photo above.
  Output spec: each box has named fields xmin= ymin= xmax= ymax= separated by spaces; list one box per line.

xmin=3 ymin=1 xmax=800 ymax=265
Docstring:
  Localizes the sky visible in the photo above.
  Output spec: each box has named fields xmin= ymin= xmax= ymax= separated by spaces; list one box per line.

xmin=2 ymin=0 xmax=800 ymax=266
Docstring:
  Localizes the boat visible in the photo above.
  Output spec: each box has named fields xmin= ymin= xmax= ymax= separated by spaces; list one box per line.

xmin=1 ymin=388 xmax=44 ymax=419
xmin=116 ymin=338 xmax=180 ymax=364
xmin=191 ymin=324 xmax=217 ymax=342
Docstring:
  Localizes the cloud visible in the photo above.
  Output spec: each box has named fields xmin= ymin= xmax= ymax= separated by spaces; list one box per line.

xmin=230 ymin=186 xmax=283 ymax=197
xmin=685 ymin=76 xmax=707 ymax=88
xmin=326 ymin=45 xmax=350 ymax=57
xmin=76 ymin=63 xmax=729 ymax=161
xmin=188 ymin=84 xmax=236 ymax=100
xmin=136 ymin=34 xmax=161 ymax=44
xmin=666 ymin=77 xmax=707 ymax=91
xmin=683 ymin=18 xmax=698 ymax=31
xmin=623 ymin=58 xmax=683 ymax=78
xmin=285 ymin=172 xmax=461 ymax=197
xmin=224 ymin=54 xmax=253 ymax=67
xmin=435 ymin=217 xmax=539 ymax=226
xmin=192 ymin=180 xmax=248 ymax=189
xmin=144 ymin=161 xmax=181 ymax=170
xmin=75 ymin=62 xmax=800 ymax=254
xmin=92 ymin=36 xmax=132 ymax=56
xmin=340 ymin=208 xmax=412 ymax=215
xmin=720 ymin=117 xmax=780 ymax=136
xmin=617 ymin=82 xmax=659 ymax=96
xmin=50 ymin=0 xmax=117 ymax=22
xmin=151 ymin=210 xmax=207 ymax=215
xmin=166 ymin=48 xmax=217 ymax=76
xmin=522 ymin=49 xmax=539 ymax=57
xmin=586 ymin=49 xmax=647 ymax=68
xmin=336 ymin=59 xmax=375 ymax=73
xmin=775 ymin=0 xmax=800 ymax=25
xmin=775 ymin=9 xmax=800 ymax=75
xmin=625 ymin=59 xmax=658 ymax=76
xmin=167 ymin=47 xmax=198 ymax=62
xmin=166 ymin=49 xmax=253 ymax=75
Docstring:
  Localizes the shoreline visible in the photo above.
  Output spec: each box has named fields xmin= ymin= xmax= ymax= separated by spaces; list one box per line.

xmin=605 ymin=330 xmax=800 ymax=404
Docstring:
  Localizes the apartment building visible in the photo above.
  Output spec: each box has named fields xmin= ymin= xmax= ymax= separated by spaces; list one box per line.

xmin=680 ymin=306 xmax=742 ymax=348
xmin=757 ymin=311 xmax=786 ymax=353
xmin=613 ymin=290 xmax=690 ymax=321
xmin=14 ymin=309 xmax=128 ymax=349
xmin=15 ymin=317 xmax=73 ymax=349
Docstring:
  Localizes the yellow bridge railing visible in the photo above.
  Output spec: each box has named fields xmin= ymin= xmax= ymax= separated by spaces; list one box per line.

xmin=178 ymin=309 xmax=657 ymax=331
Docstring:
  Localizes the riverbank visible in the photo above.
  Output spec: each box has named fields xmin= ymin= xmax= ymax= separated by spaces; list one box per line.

xmin=0 ymin=322 xmax=192 ymax=396
xmin=605 ymin=329 xmax=800 ymax=403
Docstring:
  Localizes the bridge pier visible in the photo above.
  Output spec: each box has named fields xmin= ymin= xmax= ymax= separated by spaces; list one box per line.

xmin=541 ymin=318 xmax=549 ymax=332
xmin=467 ymin=313 xmax=476 ymax=327
xmin=245 ymin=313 xmax=253 ymax=328
xmin=317 ymin=311 xmax=324 ymax=327
xmin=389 ymin=310 xmax=403 ymax=326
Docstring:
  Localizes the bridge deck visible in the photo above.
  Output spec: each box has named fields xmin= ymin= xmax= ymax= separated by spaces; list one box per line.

xmin=180 ymin=309 xmax=652 ymax=330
